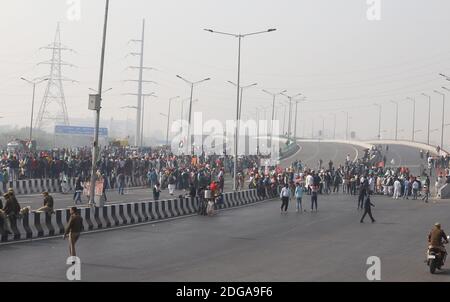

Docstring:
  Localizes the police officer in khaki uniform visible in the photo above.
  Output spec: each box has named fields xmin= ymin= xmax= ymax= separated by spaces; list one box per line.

xmin=64 ymin=207 xmax=83 ymax=261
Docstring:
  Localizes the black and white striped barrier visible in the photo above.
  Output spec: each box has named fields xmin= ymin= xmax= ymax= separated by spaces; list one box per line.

xmin=0 ymin=189 xmax=270 ymax=243
xmin=0 ymin=176 xmax=148 ymax=196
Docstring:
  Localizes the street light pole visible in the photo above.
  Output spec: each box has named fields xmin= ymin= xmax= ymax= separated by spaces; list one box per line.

xmin=176 ymin=75 xmax=210 ymax=154
xmin=406 ymin=97 xmax=416 ymax=141
xmin=89 ymin=0 xmax=109 ymax=207
xmin=390 ymin=100 xmax=399 ymax=141
xmin=20 ymin=77 xmax=48 ymax=142
xmin=294 ymin=98 xmax=306 ymax=139
xmin=204 ymin=28 xmax=276 ymax=191
xmin=280 ymin=92 xmax=302 ymax=141
xmin=166 ymin=96 xmax=180 ymax=146
xmin=434 ymin=90 xmax=446 ymax=149
xmin=373 ymin=103 xmax=381 ymax=140
xmin=342 ymin=111 xmax=349 ymax=140
xmin=422 ymin=93 xmax=431 ymax=145
xmin=227 ymin=81 xmax=257 ymax=122
xmin=262 ymin=89 xmax=286 ymax=146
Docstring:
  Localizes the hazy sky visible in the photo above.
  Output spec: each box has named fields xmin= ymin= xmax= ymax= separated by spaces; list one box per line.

xmin=1 ymin=0 xmax=450 ymax=146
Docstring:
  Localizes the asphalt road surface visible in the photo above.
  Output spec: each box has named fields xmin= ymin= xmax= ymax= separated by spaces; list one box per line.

xmin=1 ymin=192 xmax=449 ymax=281
xmin=281 ymin=141 xmax=365 ymax=169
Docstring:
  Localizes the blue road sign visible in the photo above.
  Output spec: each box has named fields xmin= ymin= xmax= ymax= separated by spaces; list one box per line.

xmin=54 ymin=125 xmax=108 ymax=137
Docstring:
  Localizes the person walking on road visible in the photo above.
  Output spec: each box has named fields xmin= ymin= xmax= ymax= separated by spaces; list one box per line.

xmin=280 ymin=183 xmax=291 ymax=214
xmin=360 ymin=193 xmax=376 ymax=223
xmin=311 ymin=184 xmax=319 ymax=212
xmin=294 ymin=182 xmax=304 ymax=213
xmin=357 ymin=177 xmax=366 ymax=210
xmin=64 ymin=207 xmax=83 ymax=261
xmin=73 ymin=177 xmax=83 ymax=204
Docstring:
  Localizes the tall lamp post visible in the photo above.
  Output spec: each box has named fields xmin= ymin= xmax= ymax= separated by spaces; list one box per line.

xmin=373 ymin=103 xmax=382 ymax=140
xmin=166 ymin=96 xmax=180 ymax=146
xmin=405 ymin=97 xmax=416 ymax=141
xmin=204 ymin=27 xmax=276 ymax=191
xmin=227 ymin=81 xmax=257 ymax=122
xmin=390 ymin=100 xmax=399 ymax=141
xmin=342 ymin=111 xmax=350 ymax=140
xmin=20 ymin=77 xmax=48 ymax=142
xmin=421 ymin=93 xmax=431 ymax=145
xmin=293 ymin=96 xmax=307 ymax=140
xmin=434 ymin=90 xmax=446 ymax=149
xmin=262 ymin=89 xmax=286 ymax=146
xmin=88 ymin=0 xmax=110 ymax=207
xmin=280 ymin=92 xmax=302 ymax=140
xmin=176 ymin=75 xmax=210 ymax=154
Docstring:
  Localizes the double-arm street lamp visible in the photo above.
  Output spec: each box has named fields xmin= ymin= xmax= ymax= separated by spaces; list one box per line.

xmin=204 ymin=27 xmax=276 ymax=191
xmin=165 ymin=96 xmax=180 ymax=146
xmin=373 ymin=103 xmax=382 ymax=140
xmin=405 ymin=97 xmax=416 ymax=141
xmin=280 ymin=92 xmax=302 ymax=140
xmin=176 ymin=75 xmax=210 ymax=154
xmin=293 ymin=97 xmax=307 ymax=140
xmin=20 ymin=77 xmax=49 ymax=142
xmin=262 ymin=89 xmax=286 ymax=146
xmin=390 ymin=100 xmax=399 ymax=141
xmin=227 ymin=81 xmax=257 ymax=122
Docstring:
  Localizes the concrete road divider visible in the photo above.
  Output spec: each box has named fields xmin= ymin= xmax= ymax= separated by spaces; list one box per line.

xmin=0 ymin=189 xmax=271 ymax=244
xmin=0 ymin=176 xmax=147 ymax=196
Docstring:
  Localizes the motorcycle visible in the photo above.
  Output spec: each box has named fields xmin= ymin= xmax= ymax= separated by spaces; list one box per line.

xmin=426 ymin=236 xmax=450 ymax=274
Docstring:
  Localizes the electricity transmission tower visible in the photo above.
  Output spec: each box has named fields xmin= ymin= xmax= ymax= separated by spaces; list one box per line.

xmin=36 ymin=23 xmax=76 ymax=130
xmin=125 ymin=18 xmax=157 ymax=147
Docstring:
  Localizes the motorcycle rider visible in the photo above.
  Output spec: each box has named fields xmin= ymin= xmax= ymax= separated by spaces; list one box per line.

xmin=428 ymin=223 xmax=449 ymax=258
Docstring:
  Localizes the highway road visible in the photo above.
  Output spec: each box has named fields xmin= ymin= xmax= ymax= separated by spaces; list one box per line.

xmin=2 ymin=141 xmax=447 ymax=282
xmin=1 ymin=192 xmax=449 ymax=281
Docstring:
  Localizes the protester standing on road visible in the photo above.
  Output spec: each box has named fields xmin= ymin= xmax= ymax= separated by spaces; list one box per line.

xmin=311 ymin=184 xmax=319 ymax=212
xmin=153 ymin=183 xmax=161 ymax=200
xmin=117 ymin=172 xmax=125 ymax=195
xmin=280 ymin=183 xmax=291 ymax=214
xmin=294 ymin=182 xmax=304 ymax=213
xmin=64 ymin=207 xmax=83 ymax=260
xmin=168 ymin=173 xmax=176 ymax=196
xmin=402 ymin=178 xmax=410 ymax=200
xmin=360 ymin=193 xmax=376 ymax=223
xmin=393 ymin=178 xmax=402 ymax=200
